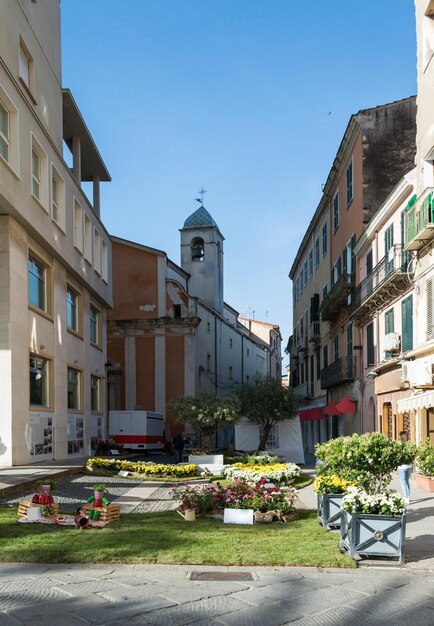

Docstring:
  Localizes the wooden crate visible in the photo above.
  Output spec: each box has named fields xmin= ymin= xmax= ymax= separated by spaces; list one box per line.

xmin=83 ymin=503 xmax=121 ymax=523
xmin=18 ymin=500 xmax=59 ymax=518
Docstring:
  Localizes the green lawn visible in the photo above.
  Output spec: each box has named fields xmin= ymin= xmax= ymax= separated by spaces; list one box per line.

xmin=0 ymin=508 xmax=354 ymax=568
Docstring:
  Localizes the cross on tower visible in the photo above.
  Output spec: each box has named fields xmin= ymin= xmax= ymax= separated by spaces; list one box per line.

xmin=196 ymin=187 xmax=207 ymax=205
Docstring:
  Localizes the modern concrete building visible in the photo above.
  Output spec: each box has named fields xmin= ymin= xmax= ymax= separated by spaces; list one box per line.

xmin=395 ymin=0 xmax=434 ymax=444
xmin=0 ymin=0 xmax=112 ymax=465
xmin=107 ymin=204 xmax=277 ymax=445
xmin=289 ymin=98 xmax=416 ymax=454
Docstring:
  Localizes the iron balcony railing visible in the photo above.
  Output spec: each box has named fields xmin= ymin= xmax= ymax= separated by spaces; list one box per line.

xmin=320 ymin=273 xmax=354 ymax=322
xmin=308 ymin=321 xmax=320 ymax=342
xmin=404 ymin=187 xmax=434 ymax=251
xmin=349 ymin=244 xmax=412 ymax=320
xmin=320 ymin=356 xmax=356 ymax=389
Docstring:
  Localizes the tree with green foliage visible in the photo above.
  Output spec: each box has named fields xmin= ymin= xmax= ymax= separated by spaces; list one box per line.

xmin=238 ymin=377 xmax=298 ymax=451
xmin=169 ymin=391 xmax=241 ymax=452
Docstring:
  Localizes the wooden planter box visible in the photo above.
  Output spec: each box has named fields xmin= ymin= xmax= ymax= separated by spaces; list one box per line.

xmin=414 ymin=473 xmax=434 ymax=492
xmin=18 ymin=501 xmax=59 ymax=519
xmin=317 ymin=493 xmax=344 ymax=529
xmin=340 ymin=510 xmax=406 ymax=563
xmin=83 ymin=503 xmax=121 ymax=523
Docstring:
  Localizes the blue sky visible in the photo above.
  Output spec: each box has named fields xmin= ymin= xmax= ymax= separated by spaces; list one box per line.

xmin=61 ymin=0 xmax=417 ymax=360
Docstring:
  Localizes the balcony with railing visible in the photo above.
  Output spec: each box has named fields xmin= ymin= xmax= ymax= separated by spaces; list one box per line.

xmin=308 ymin=321 xmax=320 ymax=344
xmin=292 ymin=381 xmax=310 ymax=397
xmin=320 ymin=273 xmax=354 ymax=322
xmin=297 ymin=335 xmax=308 ymax=355
xmin=348 ymin=244 xmax=413 ymax=323
xmin=320 ymin=356 xmax=355 ymax=389
xmin=404 ymin=188 xmax=434 ymax=251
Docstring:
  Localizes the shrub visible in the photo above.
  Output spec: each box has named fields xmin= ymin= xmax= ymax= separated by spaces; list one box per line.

xmin=315 ymin=433 xmax=413 ymax=495
xmin=416 ymin=438 xmax=434 ymax=477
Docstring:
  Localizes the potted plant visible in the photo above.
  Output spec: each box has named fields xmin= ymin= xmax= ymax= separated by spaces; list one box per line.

xmin=314 ymin=474 xmax=354 ymax=529
xmin=340 ymin=487 xmax=406 ymax=563
xmin=92 ymin=483 xmax=107 ymax=507
xmin=316 ymin=433 xmax=410 ymax=562
xmin=415 ymin=439 xmax=434 ymax=491
xmin=172 ymin=483 xmax=218 ymax=521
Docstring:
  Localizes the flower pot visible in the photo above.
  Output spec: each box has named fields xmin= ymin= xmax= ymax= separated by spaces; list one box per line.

xmin=340 ymin=511 xmax=406 ymax=563
xmin=94 ymin=490 xmax=105 ymax=506
xmin=223 ymin=508 xmax=254 ymax=525
xmin=176 ymin=508 xmax=196 ymax=521
xmin=414 ymin=473 xmax=434 ymax=492
xmin=317 ymin=493 xmax=344 ymax=529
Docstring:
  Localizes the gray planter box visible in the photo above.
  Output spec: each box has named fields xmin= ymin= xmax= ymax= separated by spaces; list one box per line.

xmin=317 ymin=493 xmax=344 ymax=529
xmin=340 ymin=510 xmax=406 ymax=563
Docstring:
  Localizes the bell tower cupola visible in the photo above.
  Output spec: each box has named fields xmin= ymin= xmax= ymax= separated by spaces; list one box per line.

xmin=180 ymin=202 xmax=224 ymax=313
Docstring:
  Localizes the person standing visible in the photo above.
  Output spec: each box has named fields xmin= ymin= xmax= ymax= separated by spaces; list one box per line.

xmin=172 ymin=434 xmax=188 ymax=464
xmin=398 ymin=431 xmax=412 ymax=506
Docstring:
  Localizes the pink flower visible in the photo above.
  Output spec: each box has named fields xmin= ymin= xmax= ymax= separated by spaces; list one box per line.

xmin=226 ymin=498 xmax=231 ymax=503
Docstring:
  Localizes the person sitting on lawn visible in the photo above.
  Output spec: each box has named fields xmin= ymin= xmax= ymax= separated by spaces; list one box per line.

xmin=74 ymin=507 xmax=92 ymax=530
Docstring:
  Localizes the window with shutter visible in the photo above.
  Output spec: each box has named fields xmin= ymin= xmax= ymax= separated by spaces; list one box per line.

xmin=343 ymin=247 xmax=347 ymax=274
xmin=367 ymin=323 xmax=375 ymax=366
xmin=427 ymin=279 xmax=433 ymax=339
xmin=385 ymin=308 xmax=394 ymax=334
xmin=384 ymin=224 xmax=394 ymax=275
xmin=402 ymin=295 xmax=413 ymax=352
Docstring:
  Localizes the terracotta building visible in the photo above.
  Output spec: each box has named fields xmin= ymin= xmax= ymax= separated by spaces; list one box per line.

xmin=289 ymin=97 xmax=416 ymax=454
xmin=107 ymin=205 xmax=280 ymax=444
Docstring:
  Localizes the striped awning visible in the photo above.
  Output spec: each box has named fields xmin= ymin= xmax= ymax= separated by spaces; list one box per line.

xmin=397 ymin=390 xmax=434 ymax=413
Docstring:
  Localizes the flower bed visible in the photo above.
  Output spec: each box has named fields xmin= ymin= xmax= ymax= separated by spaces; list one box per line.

xmin=86 ymin=457 xmax=198 ymax=477
xmin=172 ymin=479 xmax=299 ymax=521
xmin=223 ymin=462 xmax=300 ymax=484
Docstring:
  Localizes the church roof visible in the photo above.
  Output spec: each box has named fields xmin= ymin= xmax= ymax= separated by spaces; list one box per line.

xmin=183 ymin=205 xmax=219 ymax=230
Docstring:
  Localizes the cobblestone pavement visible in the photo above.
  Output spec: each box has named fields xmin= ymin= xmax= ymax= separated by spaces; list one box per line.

xmin=0 ymin=474 xmax=138 ymax=513
xmin=132 ymin=485 xmax=179 ymax=513
xmin=0 ymin=563 xmax=433 ymax=625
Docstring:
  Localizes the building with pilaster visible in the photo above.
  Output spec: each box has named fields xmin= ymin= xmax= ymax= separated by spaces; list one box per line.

xmin=0 ymin=0 xmax=112 ymax=465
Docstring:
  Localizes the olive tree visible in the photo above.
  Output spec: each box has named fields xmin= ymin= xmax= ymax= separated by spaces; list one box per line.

xmin=239 ymin=377 xmax=297 ymax=451
xmin=169 ymin=390 xmax=241 ymax=452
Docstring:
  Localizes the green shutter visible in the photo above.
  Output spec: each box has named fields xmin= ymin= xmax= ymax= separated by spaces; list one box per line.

xmin=402 ymin=295 xmax=413 ymax=352
xmin=385 ymin=309 xmax=394 ymax=334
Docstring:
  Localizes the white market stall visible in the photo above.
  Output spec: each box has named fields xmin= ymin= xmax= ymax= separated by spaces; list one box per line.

xmin=234 ymin=416 xmax=305 ymax=465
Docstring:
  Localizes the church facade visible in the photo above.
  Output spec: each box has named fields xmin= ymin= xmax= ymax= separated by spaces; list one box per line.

xmin=107 ymin=205 xmax=280 ymax=443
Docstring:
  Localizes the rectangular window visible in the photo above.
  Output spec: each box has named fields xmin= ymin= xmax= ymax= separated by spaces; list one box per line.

xmin=402 ymin=295 xmax=413 ymax=352
xmin=247 ymin=348 xmax=250 ymax=357
xmin=299 ymin=269 xmax=303 ymax=293
xmin=28 ymin=256 xmax=45 ymax=310
xmin=323 ymin=344 xmax=328 ymax=369
xmin=93 ymin=229 xmax=101 ymax=274
xmin=385 ymin=308 xmax=395 ymax=334
xmin=366 ymin=250 xmax=373 ymax=274
xmin=66 ymin=286 xmax=78 ymax=331
xmin=315 ymin=237 xmax=320 ymax=268
xmin=30 ymin=356 xmax=48 ymax=407
xmin=51 ymin=177 xmax=58 ymax=222
xmin=384 ymin=224 xmax=394 ymax=274
xmin=309 ymin=250 xmax=313 ymax=278
xmin=333 ymin=336 xmax=339 ymax=362
xmin=322 ymin=222 xmax=328 ymax=256
xmin=19 ymin=41 xmax=31 ymax=89
xmin=229 ymin=338 xmax=233 ymax=348
xmin=102 ymin=240 xmax=108 ymax=282
xmin=91 ymin=375 xmax=100 ymax=412
xmin=84 ymin=214 xmax=92 ymax=261
xmin=73 ymin=200 xmax=83 ymax=252
xmin=303 ymin=260 xmax=308 ymax=287
xmin=316 ymin=347 xmax=321 ymax=380
xmin=31 ymin=148 xmax=40 ymax=199
xmin=367 ymin=323 xmax=375 ymax=366
xmin=90 ymin=305 xmax=99 ymax=344
xmin=173 ymin=304 xmax=182 ymax=319
xmin=346 ymin=161 xmax=353 ymax=205
xmin=333 ymin=192 xmax=339 ymax=231
xmin=67 ymin=367 xmax=80 ymax=410
xmin=0 ymin=99 xmax=9 ymax=162
xmin=322 ymin=283 xmax=328 ymax=298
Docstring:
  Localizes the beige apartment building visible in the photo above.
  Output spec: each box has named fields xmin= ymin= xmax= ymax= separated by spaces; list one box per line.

xmin=238 ymin=317 xmax=282 ymax=380
xmin=0 ymin=1 xmax=112 ymax=465
xmin=395 ymin=0 xmax=434 ymax=444
xmin=290 ymin=98 xmax=416 ymax=454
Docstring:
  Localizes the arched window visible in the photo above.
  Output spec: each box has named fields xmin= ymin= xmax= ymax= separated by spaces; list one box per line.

xmin=191 ymin=237 xmax=204 ymax=261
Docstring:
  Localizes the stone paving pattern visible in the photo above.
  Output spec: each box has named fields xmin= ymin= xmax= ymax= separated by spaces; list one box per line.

xmin=0 ymin=564 xmax=434 ymax=625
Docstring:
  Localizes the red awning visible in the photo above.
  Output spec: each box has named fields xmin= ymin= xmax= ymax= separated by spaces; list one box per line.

xmin=299 ymin=407 xmax=325 ymax=421
xmin=336 ymin=396 xmax=356 ymax=414
xmin=323 ymin=401 xmax=342 ymax=416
